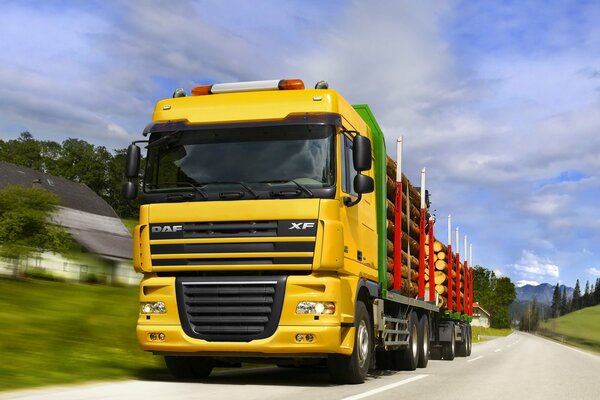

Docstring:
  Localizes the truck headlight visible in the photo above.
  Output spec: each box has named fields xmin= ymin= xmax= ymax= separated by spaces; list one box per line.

xmin=141 ymin=301 xmax=166 ymax=314
xmin=296 ymin=301 xmax=335 ymax=315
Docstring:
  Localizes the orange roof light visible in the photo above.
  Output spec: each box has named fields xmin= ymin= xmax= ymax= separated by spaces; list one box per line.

xmin=191 ymin=85 xmax=213 ymax=96
xmin=190 ymin=79 xmax=305 ymax=96
xmin=278 ymin=79 xmax=305 ymax=90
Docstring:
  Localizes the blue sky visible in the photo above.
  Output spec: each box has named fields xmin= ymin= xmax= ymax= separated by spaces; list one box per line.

xmin=1 ymin=0 xmax=599 ymax=288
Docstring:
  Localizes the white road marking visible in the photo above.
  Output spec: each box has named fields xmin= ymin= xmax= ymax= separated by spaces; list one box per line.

xmin=494 ymin=348 xmax=502 ymax=353
xmin=467 ymin=355 xmax=484 ymax=362
xmin=341 ymin=374 xmax=428 ymax=400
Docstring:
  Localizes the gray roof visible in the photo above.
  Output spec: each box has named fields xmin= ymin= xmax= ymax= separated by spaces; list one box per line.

xmin=51 ymin=207 xmax=132 ymax=260
xmin=0 ymin=162 xmax=132 ymax=260
xmin=0 ymin=161 xmax=117 ymax=217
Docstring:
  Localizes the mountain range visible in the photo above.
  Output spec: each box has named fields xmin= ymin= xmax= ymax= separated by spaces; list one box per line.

xmin=515 ymin=283 xmax=574 ymax=305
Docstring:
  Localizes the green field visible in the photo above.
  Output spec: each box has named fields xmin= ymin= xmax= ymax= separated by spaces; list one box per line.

xmin=0 ymin=278 xmax=164 ymax=392
xmin=539 ymin=305 xmax=600 ymax=354
xmin=471 ymin=326 xmax=513 ymax=343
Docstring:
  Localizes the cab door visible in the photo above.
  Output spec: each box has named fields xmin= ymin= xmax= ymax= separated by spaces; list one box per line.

xmin=339 ymin=130 xmax=378 ymax=280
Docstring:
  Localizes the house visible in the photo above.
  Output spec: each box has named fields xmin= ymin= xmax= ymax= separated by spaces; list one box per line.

xmin=472 ymin=302 xmax=492 ymax=328
xmin=0 ymin=161 xmax=138 ymax=284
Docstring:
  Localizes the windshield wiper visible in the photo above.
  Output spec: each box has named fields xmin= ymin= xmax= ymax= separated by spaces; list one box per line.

xmin=146 ymin=181 xmax=208 ymax=200
xmin=199 ymin=181 xmax=259 ymax=199
xmin=146 ymin=130 xmax=182 ymax=149
xmin=262 ymin=179 xmax=314 ymax=198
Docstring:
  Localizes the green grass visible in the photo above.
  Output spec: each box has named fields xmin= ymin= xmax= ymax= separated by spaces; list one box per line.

xmin=0 ymin=278 xmax=164 ymax=392
xmin=539 ymin=305 xmax=600 ymax=354
xmin=471 ymin=326 xmax=513 ymax=343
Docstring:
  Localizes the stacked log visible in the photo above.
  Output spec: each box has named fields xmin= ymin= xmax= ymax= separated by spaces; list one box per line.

xmin=384 ymin=156 xmax=424 ymax=297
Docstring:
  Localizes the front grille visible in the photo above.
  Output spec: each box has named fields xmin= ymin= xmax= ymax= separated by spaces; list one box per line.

xmin=177 ymin=276 xmax=286 ymax=342
xmin=149 ymin=220 xmax=317 ymax=268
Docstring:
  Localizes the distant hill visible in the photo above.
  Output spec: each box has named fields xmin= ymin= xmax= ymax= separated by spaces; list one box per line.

xmin=515 ymin=283 xmax=573 ymax=305
xmin=509 ymin=283 xmax=574 ymax=321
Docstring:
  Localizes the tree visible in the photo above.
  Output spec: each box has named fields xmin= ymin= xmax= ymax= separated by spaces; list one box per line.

xmin=0 ymin=185 xmax=73 ymax=273
xmin=583 ymin=280 xmax=590 ymax=308
xmin=472 ymin=266 xmax=515 ymax=328
xmin=595 ymin=278 xmax=600 ymax=306
xmin=551 ymin=283 xmax=561 ymax=318
xmin=572 ymin=279 xmax=581 ymax=311
xmin=560 ymin=286 xmax=568 ymax=315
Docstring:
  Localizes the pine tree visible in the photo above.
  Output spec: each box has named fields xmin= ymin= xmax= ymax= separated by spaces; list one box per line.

xmin=583 ymin=280 xmax=590 ymax=308
xmin=572 ymin=280 xmax=581 ymax=311
xmin=595 ymin=278 xmax=600 ymax=306
xmin=551 ymin=283 xmax=561 ymax=318
xmin=560 ymin=286 xmax=568 ymax=315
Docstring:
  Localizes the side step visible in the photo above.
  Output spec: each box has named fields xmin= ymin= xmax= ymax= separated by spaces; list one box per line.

xmin=381 ymin=316 xmax=409 ymax=346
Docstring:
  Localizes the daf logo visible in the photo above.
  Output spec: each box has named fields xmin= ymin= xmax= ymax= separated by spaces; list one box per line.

xmin=152 ymin=225 xmax=183 ymax=233
xmin=289 ymin=222 xmax=315 ymax=230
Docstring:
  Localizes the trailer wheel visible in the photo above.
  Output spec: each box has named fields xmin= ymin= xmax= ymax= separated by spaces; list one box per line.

xmin=466 ymin=325 xmax=472 ymax=356
xmin=164 ymin=356 xmax=214 ymax=380
xmin=328 ymin=301 xmax=371 ymax=384
xmin=417 ymin=314 xmax=429 ymax=368
xmin=442 ymin=322 xmax=456 ymax=361
xmin=456 ymin=324 xmax=467 ymax=357
xmin=397 ymin=311 xmax=418 ymax=371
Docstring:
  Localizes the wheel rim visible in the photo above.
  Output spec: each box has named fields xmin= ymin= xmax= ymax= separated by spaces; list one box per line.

xmin=357 ymin=320 xmax=369 ymax=368
xmin=411 ymin=323 xmax=418 ymax=359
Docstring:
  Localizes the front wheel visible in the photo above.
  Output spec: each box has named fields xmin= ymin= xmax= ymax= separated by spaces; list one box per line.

xmin=328 ymin=301 xmax=372 ymax=384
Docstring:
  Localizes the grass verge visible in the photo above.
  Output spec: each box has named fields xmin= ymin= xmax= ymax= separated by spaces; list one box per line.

xmin=538 ymin=305 xmax=600 ymax=355
xmin=471 ymin=326 xmax=512 ymax=343
xmin=0 ymin=278 xmax=164 ymax=392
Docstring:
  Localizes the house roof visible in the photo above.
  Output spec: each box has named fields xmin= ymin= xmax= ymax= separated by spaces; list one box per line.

xmin=0 ymin=161 xmax=117 ymax=218
xmin=473 ymin=302 xmax=492 ymax=317
xmin=0 ymin=162 xmax=132 ymax=260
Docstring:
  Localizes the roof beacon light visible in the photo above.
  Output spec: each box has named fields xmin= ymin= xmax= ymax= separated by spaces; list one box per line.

xmin=191 ymin=79 xmax=305 ymax=96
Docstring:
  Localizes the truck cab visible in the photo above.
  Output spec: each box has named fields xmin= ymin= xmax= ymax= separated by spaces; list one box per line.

xmin=125 ymin=79 xmax=380 ymax=382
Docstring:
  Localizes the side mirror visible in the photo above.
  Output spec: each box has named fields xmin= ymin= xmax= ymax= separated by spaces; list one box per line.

xmin=122 ymin=180 xmax=138 ymax=200
xmin=125 ymin=144 xmax=141 ymax=179
xmin=352 ymin=135 xmax=372 ymax=172
xmin=354 ymin=174 xmax=374 ymax=194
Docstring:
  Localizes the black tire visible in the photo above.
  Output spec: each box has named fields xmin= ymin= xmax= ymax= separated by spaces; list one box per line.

xmin=417 ymin=314 xmax=429 ymax=368
xmin=466 ymin=325 xmax=472 ymax=356
xmin=456 ymin=324 xmax=467 ymax=357
xmin=328 ymin=301 xmax=372 ymax=384
xmin=164 ymin=356 xmax=214 ymax=380
xmin=397 ymin=311 xmax=418 ymax=371
xmin=442 ymin=323 xmax=456 ymax=361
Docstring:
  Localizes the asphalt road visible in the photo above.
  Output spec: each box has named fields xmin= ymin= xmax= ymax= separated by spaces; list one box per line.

xmin=2 ymin=331 xmax=599 ymax=400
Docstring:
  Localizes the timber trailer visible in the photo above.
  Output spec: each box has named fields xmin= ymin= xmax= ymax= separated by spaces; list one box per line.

xmin=123 ymin=79 xmax=474 ymax=384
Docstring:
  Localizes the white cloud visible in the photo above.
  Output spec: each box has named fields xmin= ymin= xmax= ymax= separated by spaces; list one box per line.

xmin=509 ymin=250 xmax=560 ymax=282
xmin=587 ymin=268 xmax=600 ymax=277
xmin=516 ymin=280 xmax=541 ymax=287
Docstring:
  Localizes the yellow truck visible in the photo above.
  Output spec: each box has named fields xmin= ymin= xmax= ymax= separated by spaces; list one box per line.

xmin=123 ymin=79 xmax=474 ymax=384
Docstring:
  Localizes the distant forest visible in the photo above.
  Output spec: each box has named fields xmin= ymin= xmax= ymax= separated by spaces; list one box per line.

xmin=520 ymin=278 xmax=600 ymax=332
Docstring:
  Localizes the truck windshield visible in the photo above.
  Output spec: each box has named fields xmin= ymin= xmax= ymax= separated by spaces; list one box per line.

xmin=144 ymin=124 xmax=335 ymax=200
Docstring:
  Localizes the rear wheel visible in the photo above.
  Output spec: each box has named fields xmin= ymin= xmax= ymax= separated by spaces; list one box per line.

xmin=466 ymin=325 xmax=472 ymax=356
xmin=328 ymin=301 xmax=372 ymax=384
xmin=164 ymin=356 xmax=214 ymax=380
xmin=442 ymin=322 xmax=456 ymax=361
xmin=417 ymin=314 xmax=429 ymax=368
xmin=456 ymin=324 xmax=467 ymax=357
xmin=397 ymin=311 xmax=418 ymax=371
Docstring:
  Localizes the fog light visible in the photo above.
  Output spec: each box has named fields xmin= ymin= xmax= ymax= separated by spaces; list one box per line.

xmin=305 ymin=334 xmax=315 ymax=343
xmin=295 ymin=334 xmax=304 ymax=342
xmin=296 ymin=301 xmax=335 ymax=315
xmin=149 ymin=332 xmax=166 ymax=342
xmin=141 ymin=302 xmax=166 ymax=314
